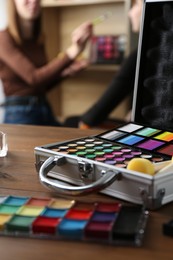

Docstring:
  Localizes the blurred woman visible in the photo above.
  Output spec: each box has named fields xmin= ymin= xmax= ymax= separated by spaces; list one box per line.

xmin=0 ymin=0 xmax=92 ymax=125
xmin=79 ymin=0 xmax=143 ymax=129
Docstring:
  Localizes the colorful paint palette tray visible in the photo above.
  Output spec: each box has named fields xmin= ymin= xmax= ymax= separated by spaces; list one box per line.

xmin=44 ymin=123 xmax=173 ymax=169
xmin=0 ymin=195 xmax=148 ymax=246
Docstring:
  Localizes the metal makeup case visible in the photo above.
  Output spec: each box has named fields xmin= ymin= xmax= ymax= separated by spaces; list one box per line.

xmin=35 ymin=0 xmax=173 ymax=210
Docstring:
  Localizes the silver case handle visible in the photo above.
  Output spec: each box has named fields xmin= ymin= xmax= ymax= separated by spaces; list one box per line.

xmin=39 ymin=156 xmax=121 ymax=196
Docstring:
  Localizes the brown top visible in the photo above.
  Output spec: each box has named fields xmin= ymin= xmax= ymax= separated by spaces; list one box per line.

xmin=0 ymin=29 xmax=73 ymax=96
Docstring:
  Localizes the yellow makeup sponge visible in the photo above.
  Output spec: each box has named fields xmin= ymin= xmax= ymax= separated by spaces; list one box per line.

xmin=127 ymin=158 xmax=155 ymax=175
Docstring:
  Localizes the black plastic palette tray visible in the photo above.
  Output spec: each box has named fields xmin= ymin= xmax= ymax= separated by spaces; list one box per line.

xmin=163 ymin=218 xmax=173 ymax=237
xmin=0 ymin=195 xmax=148 ymax=246
xmin=45 ymin=122 xmax=173 ymax=169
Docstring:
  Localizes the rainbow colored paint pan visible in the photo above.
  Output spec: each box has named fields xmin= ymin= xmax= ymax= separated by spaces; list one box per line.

xmin=0 ymin=195 xmax=148 ymax=246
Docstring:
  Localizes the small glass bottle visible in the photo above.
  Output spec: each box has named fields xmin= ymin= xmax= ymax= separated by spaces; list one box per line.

xmin=0 ymin=131 xmax=8 ymax=157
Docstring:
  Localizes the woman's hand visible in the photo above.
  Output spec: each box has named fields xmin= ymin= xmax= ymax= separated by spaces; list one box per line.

xmin=61 ymin=59 xmax=89 ymax=77
xmin=66 ymin=22 xmax=93 ymax=60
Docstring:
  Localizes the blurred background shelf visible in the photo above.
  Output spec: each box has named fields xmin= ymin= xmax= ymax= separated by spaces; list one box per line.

xmin=87 ymin=64 xmax=121 ymax=72
xmin=42 ymin=0 xmax=125 ymax=7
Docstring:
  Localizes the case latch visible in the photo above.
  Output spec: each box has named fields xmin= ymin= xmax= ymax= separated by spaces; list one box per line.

xmin=78 ymin=161 xmax=94 ymax=179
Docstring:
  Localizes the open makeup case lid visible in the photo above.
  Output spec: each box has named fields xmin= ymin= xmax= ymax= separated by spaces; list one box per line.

xmin=132 ymin=0 xmax=173 ymax=131
xmin=35 ymin=0 xmax=173 ymax=211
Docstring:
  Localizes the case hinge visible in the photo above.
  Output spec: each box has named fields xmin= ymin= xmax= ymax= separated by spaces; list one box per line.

xmin=140 ymin=188 xmax=165 ymax=210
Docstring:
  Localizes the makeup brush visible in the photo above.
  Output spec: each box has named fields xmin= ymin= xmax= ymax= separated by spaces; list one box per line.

xmin=92 ymin=11 xmax=113 ymax=25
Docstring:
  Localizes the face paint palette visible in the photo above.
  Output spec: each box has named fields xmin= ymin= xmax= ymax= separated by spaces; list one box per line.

xmin=39 ymin=123 xmax=173 ymax=170
xmin=0 ymin=195 xmax=148 ymax=246
xmin=35 ymin=0 xmax=173 ymax=209
xmin=35 ymin=122 xmax=173 ymax=209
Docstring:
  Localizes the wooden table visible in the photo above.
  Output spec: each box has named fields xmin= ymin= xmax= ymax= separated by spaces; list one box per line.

xmin=0 ymin=124 xmax=173 ymax=260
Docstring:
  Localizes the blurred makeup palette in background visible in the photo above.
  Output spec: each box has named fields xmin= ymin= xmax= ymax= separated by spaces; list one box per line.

xmin=0 ymin=195 xmax=148 ymax=246
xmin=48 ymin=123 xmax=173 ymax=169
xmin=89 ymin=35 xmax=126 ymax=64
